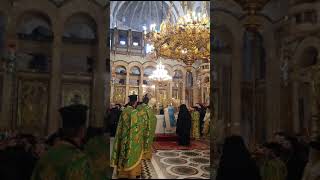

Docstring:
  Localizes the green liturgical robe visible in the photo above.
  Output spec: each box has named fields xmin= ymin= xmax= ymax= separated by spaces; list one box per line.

xmin=191 ymin=111 xmax=200 ymax=139
xmin=137 ymin=103 xmax=157 ymax=155
xmin=111 ymin=106 xmax=144 ymax=171
xmin=31 ymin=141 xmax=92 ymax=180
xmin=84 ymin=135 xmax=108 ymax=180
xmin=260 ymin=159 xmax=287 ymax=180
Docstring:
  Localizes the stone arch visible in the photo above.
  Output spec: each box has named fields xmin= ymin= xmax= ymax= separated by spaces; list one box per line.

xmin=142 ymin=61 xmax=157 ymax=69
xmin=292 ymin=36 xmax=320 ymax=66
xmin=16 ymin=11 xmax=53 ymax=39
xmin=62 ymin=12 xmax=97 ymax=40
xmin=113 ymin=60 xmax=129 ymax=69
xmin=10 ymin=0 xmax=57 ymax=33
xmin=128 ymin=61 xmax=143 ymax=71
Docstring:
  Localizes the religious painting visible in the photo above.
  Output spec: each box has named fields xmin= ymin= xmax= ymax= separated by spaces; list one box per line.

xmin=142 ymin=85 xmax=155 ymax=97
xmin=17 ymin=80 xmax=48 ymax=133
xmin=129 ymin=87 xmax=139 ymax=96
xmin=62 ymin=83 xmax=91 ymax=126
xmin=62 ymin=83 xmax=90 ymax=107
xmin=113 ymin=86 xmax=126 ymax=105
xmin=159 ymin=89 xmax=168 ymax=107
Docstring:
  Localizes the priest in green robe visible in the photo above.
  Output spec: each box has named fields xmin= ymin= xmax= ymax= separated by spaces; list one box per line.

xmin=84 ymin=127 xmax=108 ymax=180
xmin=111 ymin=95 xmax=144 ymax=179
xmin=137 ymin=93 xmax=157 ymax=160
xmin=32 ymin=104 xmax=93 ymax=180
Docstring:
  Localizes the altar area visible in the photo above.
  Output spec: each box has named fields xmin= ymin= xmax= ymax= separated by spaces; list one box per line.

xmin=155 ymin=115 xmax=177 ymax=135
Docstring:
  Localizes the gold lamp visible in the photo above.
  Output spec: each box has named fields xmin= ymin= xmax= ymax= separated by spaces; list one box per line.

xmin=145 ymin=1 xmax=210 ymax=67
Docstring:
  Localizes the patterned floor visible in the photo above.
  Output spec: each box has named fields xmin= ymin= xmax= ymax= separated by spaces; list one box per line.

xmin=152 ymin=149 xmax=210 ymax=179
xmin=111 ymin=137 xmax=211 ymax=179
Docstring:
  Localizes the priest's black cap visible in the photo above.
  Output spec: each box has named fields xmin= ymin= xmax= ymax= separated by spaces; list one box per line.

xmin=128 ymin=95 xmax=138 ymax=102
xmin=59 ymin=104 xmax=88 ymax=129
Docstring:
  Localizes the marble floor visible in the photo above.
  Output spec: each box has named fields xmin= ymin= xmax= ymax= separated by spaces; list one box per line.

xmin=111 ymin=138 xmax=211 ymax=179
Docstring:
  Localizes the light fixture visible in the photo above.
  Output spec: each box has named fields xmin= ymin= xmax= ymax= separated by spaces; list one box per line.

xmin=149 ymin=60 xmax=172 ymax=82
xmin=145 ymin=2 xmax=210 ymax=67
xmin=133 ymin=42 xmax=139 ymax=46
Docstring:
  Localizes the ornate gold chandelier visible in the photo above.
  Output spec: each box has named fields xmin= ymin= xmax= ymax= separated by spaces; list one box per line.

xmin=145 ymin=2 xmax=210 ymax=67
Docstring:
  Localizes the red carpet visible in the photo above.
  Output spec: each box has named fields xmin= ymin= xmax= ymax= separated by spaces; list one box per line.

xmin=155 ymin=134 xmax=178 ymax=141
xmin=152 ymin=140 xmax=209 ymax=150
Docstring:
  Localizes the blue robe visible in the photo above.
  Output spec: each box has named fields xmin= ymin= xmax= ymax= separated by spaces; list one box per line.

xmin=168 ymin=106 xmax=175 ymax=127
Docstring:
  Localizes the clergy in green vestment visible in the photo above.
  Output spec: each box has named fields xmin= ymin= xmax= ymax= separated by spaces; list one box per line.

xmin=111 ymin=95 xmax=144 ymax=178
xmin=136 ymin=93 xmax=157 ymax=160
xmin=191 ymin=107 xmax=201 ymax=140
xmin=260 ymin=143 xmax=287 ymax=180
xmin=32 ymin=104 xmax=93 ymax=180
xmin=84 ymin=127 xmax=108 ymax=180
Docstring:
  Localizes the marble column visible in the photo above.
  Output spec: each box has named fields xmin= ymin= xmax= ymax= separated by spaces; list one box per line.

xmin=1 ymin=19 xmax=17 ymax=131
xmin=292 ymin=81 xmax=299 ymax=133
xmin=230 ymin=42 xmax=242 ymax=135
xmin=139 ymin=67 xmax=143 ymax=101
xmin=182 ymin=73 xmax=186 ymax=105
xmin=125 ymin=72 xmax=130 ymax=104
xmin=91 ymin=19 xmax=107 ymax=128
xmin=168 ymin=81 xmax=173 ymax=104
xmin=47 ymin=26 xmax=62 ymax=135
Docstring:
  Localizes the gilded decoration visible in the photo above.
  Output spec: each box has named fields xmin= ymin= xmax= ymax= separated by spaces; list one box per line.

xmin=129 ymin=87 xmax=139 ymax=96
xmin=113 ymin=86 xmax=126 ymax=105
xmin=17 ymin=80 xmax=48 ymax=131
xmin=62 ymin=83 xmax=90 ymax=107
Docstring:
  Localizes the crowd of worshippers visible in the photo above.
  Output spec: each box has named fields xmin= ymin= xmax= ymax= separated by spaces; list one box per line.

xmin=110 ymin=93 xmax=210 ymax=179
xmin=0 ymin=104 xmax=107 ymax=180
xmin=215 ymin=132 xmax=320 ymax=180
xmin=111 ymin=94 xmax=157 ymax=179
xmin=107 ymin=98 xmax=211 ymax=142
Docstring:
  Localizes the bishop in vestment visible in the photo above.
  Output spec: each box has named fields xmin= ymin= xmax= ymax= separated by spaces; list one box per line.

xmin=137 ymin=94 xmax=157 ymax=160
xmin=111 ymin=95 xmax=144 ymax=179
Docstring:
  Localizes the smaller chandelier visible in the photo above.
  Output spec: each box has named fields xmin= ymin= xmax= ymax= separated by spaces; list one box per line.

xmin=149 ymin=61 xmax=172 ymax=82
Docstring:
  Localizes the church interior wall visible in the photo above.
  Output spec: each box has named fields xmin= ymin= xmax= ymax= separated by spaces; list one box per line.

xmin=0 ymin=0 xmax=107 ymax=135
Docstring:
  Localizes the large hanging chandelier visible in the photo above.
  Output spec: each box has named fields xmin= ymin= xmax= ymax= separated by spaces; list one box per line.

xmin=145 ymin=2 xmax=210 ymax=67
xmin=149 ymin=60 xmax=172 ymax=82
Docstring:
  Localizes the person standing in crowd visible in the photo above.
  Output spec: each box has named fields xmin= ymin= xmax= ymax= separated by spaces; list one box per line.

xmin=108 ymin=103 xmax=122 ymax=137
xmin=111 ymin=95 xmax=144 ymax=179
xmin=202 ymin=105 xmax=210 ymax=137
xmin=136 ymin=93 xmax=157 ymax=160
xmin=84 ymin=127 xmax=108 ymax=180
xmin=176 ymin=104 xmax=192 ymax=146
xmin=302 ymin=136 xmax=320 ymax=180
xmin=168 ymin=103 xmax=176 ymax=127
xmin=283 ymin=136 xmax=307 ymax=180
xmin=260 ymin=142 xmax=287 ymax=180
xmin=197 ymin=103 xmax=206 ymax=136
xmin=191 ymin=106 xmax=200 ymax=140
xmin=32 ymin=104 xmax=92 ymax=180
xmin=216 ymin=135 xmax=261 ymax=180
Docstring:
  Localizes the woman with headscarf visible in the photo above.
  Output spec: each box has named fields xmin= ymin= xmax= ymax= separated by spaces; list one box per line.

xmin=176 ymin=104 xmax=192 ymax=146
xmin=216 ymin=135 xmax=261 ymax=180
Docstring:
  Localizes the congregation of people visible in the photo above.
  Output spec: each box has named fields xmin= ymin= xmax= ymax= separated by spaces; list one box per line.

xmin=216 ymin=133 xmax=320 ymax=180
xmin=110 ymin=93 xmax=211 ymax=178
xmin=0 ymin=104 xmax=108 ymax=180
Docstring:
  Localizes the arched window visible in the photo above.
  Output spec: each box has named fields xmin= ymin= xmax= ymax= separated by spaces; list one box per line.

xmin=63 ymin=13 xmax=97 ymax=41
xmin=115 ymin=66 xmax=127 ymax=75
xmin=186 ymin=71 xmax=193 ymax=87
xmin=17 ymin=12 xmax=53 ymax=41
xmin=143 ymin=66 xmax=155 ymax=76
xmin=130 ymin=66 xmax=141 ymax=76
